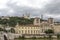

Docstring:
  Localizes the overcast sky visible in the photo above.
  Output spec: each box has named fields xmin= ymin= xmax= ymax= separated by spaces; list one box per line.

xmin=0 ymin=0 xmax=60 ymax=21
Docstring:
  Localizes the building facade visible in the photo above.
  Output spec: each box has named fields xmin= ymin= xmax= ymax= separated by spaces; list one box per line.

xmin=14 ymin=17 xmax=55 ymax=37
xmin=15 ymin=25 xmax=42 ymax=35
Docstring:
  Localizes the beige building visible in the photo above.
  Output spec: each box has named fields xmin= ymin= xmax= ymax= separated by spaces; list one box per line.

xmin=15 ymin=25 xmax=42 ymax=35
xmin=14 ymin=17 xmax=55 ymax=36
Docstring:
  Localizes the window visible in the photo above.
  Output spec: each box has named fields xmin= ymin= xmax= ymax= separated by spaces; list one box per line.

xmin=22 ymin=30 xmax=23 ymax=33
xmin=35 ymin=30 xmax=37 ymax=34
xmin=31 ymin=30 xmax=32 ymax=34
xmin=19 ymin=31 xmax=21 ymax=33
xmin=25 ymin=30 xmax=27 ymax=34
xmin=34 ymin=30 xmax=35 ymax=34
xmin=28 ymin=30 xmax=30 ymax=34
xmin=22 ymin=27 xmax=23 ymax=29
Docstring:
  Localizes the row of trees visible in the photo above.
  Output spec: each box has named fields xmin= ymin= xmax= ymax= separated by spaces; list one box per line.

xmin=45 ymin=29 xmax=60 ymax=38
xmin=0 ymin=17 xmax=34 ymax=27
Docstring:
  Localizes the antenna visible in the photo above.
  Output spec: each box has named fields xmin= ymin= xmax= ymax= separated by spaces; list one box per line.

xmin=41 ymin=14 xmax=43 ymax=19
xmin=26 ymin=12 xmax=30 ymax=17
xmin=22 ymin=14 xmax=24 ymax=17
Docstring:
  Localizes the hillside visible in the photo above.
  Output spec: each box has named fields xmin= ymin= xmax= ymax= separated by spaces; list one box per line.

xmin=0 ymin=17 xmax=34 ymax=27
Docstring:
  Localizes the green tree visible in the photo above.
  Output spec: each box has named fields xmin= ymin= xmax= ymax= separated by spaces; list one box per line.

xmin=44 ymin=29 xmax=54 ymax=38
xmin=45 ymin=29 xmax=54 ymax=34
xmin=0 ymin=17 xmax=34 ymax=27
xmin=0 ymin=19 xmax=9 ymax=30
xmin=57 ymin=33 xmax=60 ymax=38
xmin=8 ymin=19 xmax=17 ymax=27
xmin=0 ymin=28 xmax=3 ymax=31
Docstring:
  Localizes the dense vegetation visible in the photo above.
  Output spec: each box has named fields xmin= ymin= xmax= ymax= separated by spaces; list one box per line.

xmin=44 ymin=29 xmax=54 ymax=38
xmin=0 ymin=17 xmax=34 ymax=27
xmin=44 ymin=29 xmax=54 ymax=34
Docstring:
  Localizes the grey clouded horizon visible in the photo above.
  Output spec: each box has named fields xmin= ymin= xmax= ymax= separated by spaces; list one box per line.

xmin=0 ymin=0 xmax=60 ymax=21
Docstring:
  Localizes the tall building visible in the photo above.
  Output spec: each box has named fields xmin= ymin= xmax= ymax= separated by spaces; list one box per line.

xmin=33 ymin=17 xmax=40 ymax=26
xmin=41 ymin=14 xmax=43 ymax=19
xmin=48 ymin=18 xmax=54 ymax=24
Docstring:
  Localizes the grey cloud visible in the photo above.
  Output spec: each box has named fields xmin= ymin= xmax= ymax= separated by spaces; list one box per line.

xmin=44 ymin=0 xmax=60 ymax=15
xmin=7 ymin=2 xmax=42 ymax=17
xmin=0 ymin=0 xmax=60 ymax=21
xmin=42 ymin=0 xmax=60 ymax=21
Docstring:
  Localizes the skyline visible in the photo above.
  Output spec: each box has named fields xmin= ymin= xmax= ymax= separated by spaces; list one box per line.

xmin=0 ymin=0 xmax=60 ymax=21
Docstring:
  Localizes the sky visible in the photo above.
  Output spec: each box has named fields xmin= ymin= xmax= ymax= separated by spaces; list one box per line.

xmin=0 ymin=0 xmax=60 ymax=21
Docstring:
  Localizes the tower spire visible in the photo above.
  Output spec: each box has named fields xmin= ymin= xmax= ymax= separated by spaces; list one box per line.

xmin=41 ymin=14 xmax=43 ymax=19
